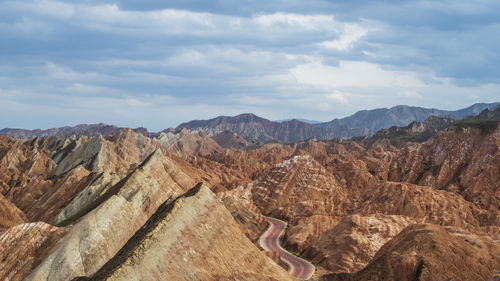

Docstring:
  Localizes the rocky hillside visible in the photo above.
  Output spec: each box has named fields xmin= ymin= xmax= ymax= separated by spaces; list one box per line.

xmin=302 ymin=214 xmax=417 ymax=273
xmin=73 ymin=184 xmax=292 ymax=281
xmin=316 ymin=224 xmax=500 ymax=281
xmin=155 ymin=128 xmax=222 ymax=158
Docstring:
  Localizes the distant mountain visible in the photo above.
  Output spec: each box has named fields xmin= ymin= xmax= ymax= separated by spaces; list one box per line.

xmin=2 ymin=102 xmax=498 ymax=142
xmin=176 ymin=113 xmax=365 ymax=142
xmin=317 ymin=102 xmax=500 ymax=133
xmin=0 ymin=123 xmax=150 ymax=139
xmin=275 ymin=118 xmax=322 ymax=124
xmin=176 ymin=103 xmax=499 ymax=142
xmin=469 ymin=106 xmax=500 ymax=120
xmin=361 ymin=115 xmax=457 ymax=146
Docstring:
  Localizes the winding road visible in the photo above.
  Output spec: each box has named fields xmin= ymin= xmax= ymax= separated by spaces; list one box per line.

xmin=259 ymin=216 xmax=315 ymax=280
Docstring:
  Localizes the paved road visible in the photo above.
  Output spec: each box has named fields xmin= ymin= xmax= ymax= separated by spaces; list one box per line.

xmin=259 ymin=216 xmax=315 ymax=280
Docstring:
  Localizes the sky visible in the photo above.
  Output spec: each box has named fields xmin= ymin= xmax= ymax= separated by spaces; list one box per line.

xmin=0 ymin=0 xmax=499 ymax=131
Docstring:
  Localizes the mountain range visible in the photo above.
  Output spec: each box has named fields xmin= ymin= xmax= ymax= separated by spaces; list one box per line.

xmin=2 ymin=103 xmax=498 ymax=143
xmin=177 ymin=102 xmax=499 ymax=142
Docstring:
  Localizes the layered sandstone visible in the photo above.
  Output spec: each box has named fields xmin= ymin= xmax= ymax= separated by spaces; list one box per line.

xmin=0 ymin=193 xmax=27 ymax=231
xmin=156 ymin=128 xmax=222 ymax=158
xmin=302 ymin=214 xmax=416 ymax=273
xmin=317 ymin=224 xmax=500 ymax=281
xmin=0 ymin=222 xmax=64 ymax=281
xmin=77 ymin=185 xmax=293 ymax=281
xmin=386 ymin=124 xmax=500 ymax=211
xmin=217 ymin=184 xmax=268 ymax=241
xmin=0 ymin=130 xmax=160 ymax=224
xmin=25 ymin=150 xmax=195 ymax=281
xmin=252 ymin=155 xmax=347 ymax=251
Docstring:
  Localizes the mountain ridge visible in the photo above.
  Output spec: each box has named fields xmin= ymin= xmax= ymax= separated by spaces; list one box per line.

xmin=1 ymin=102 xmax=499 ymax=143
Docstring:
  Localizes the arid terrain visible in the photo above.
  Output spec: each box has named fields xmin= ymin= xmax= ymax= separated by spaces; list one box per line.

xmin=0 ymin=105 xmax=499 ymax=280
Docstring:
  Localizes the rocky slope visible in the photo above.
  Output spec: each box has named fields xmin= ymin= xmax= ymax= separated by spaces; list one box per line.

xmin=302 ymin=214 xmax=417 ymax=273
xmin=75 ymin=184 xmax=293 ymax=281
xmin=25 ymin=149 xmax=195 ymax=280
xmin=248 ymin=133 xmax=500 ymax=261
xmin=317 ymin=224 xmax=500 ymax=281
xmin=0 ymin=193 xmax=27 ymax=231
xmin=252 ymin=155 xmax=348 ymax=251
xmin=0 ymin=222 xmax=64 ymax=281
xmin=384 ymin=121 xmax=500 ymax=212
xmin=212 ymin=130 xmax=250 ymax=149
xmin=0 ymin=129 xmax=159 ymax=223
xmin=0 ymin=128 xmax=295 ymax=281
xmin=156 ymin=128 xmax=222 ymax=158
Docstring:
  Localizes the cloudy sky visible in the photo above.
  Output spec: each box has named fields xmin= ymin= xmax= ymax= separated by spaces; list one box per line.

xmin=1 ymin=0 xmax=499 ymax=130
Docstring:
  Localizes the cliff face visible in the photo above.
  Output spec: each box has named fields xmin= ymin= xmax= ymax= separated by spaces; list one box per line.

xmin=0 ymin=129 xmax=159 ymax=223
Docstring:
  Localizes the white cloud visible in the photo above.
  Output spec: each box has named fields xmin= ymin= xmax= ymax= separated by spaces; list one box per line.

xmin=254 ymin=13 xmax=336 ymax=30
xmin=125 ymin=98 xmax=146 ymax=106
xmin=290 ymin=60 xmax=425 ymax=89
xmin=397 ymin=90 xmax=423 ymax=99
xmin=326 ymin=91 xmax=350 ymax=104
xmin=320 ymin=23 xmax=370 ymax=50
